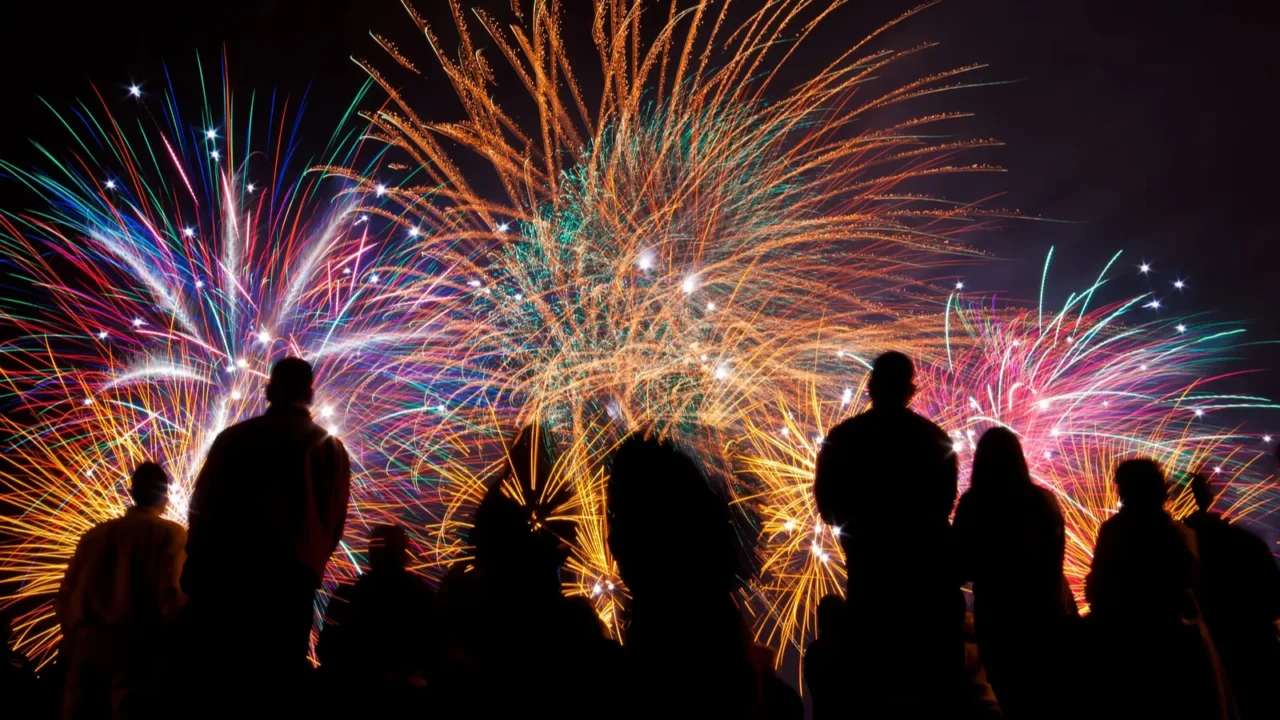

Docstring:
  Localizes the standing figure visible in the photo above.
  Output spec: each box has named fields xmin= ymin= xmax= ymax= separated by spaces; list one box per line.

xmin=953 ymin=427 xmax=1078 ymax=719
xmin=56 ymin=462 xmax=186 ymax=720
xmin=317 ymin=524 xmax=440 ymax=715
xmin=1183 ymin=472 xmax=1280 ymax=720
xmin=182 ymin=357 xmax=350 ymax=712
xmin=814 ymin=351 xmax=962 ymax=716
xmin=1085 ymin=459 xmax=1233 ymax=720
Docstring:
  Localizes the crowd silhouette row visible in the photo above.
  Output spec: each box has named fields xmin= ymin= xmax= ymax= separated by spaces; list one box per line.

xmin=3 ymin=353 xmax=1278 ymax=718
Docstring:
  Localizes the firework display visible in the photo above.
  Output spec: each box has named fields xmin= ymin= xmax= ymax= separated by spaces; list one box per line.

xmin=0 ymin=0 xmax=1276 ymax=696
xmin=0 ymin=63 xmax=492 ymax=665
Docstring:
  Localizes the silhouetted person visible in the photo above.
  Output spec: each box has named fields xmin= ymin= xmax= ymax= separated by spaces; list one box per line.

xmin=1184 ymin=472 xmax=1280 ymax=720
xmin=1085 ymin=459 xmax=1233 ymax=720
xmin=803 ymin=595 xmax=844 ymax=720
xmin=183 ymin=357 xmax=350 ymax=712
xmin=609 ymin=432 xmax=793 ymax=718
xmin=454 ymin=425 xmax=620 ymax=718
xmin=317 ymin=524 xmax=439 ymax=715
xmin=814 ymin=351 xmax=961 ymax=715
xmin=953 ymin=427 xmax=1079 ymax=719
xmin=56 ymin=462 xmax=185 ymax=720
xmin=1 ymin=611 xmax=40 ymax=718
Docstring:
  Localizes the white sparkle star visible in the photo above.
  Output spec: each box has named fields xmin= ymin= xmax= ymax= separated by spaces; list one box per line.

xmin=128 ymin=85 xmax=142 ymax=98
xmin=210 ymin=150 xmax=220 ymax=161
xmin=205 ymin=129 xmax=217 ymax=140
xmin=1173 ymin=279 xmax=1185 ymax=290
xmin=1176 ymin=324 xmax=1187 ymax=333
xmin=955 ymin=281 xmax=964 ymax=290
xmin=1139 ymin=263 xmax=1151 ymax=274
xmin=104 ymin=179 xmax=117 ymax=190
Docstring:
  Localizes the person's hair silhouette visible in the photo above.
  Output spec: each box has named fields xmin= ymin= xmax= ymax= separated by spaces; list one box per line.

xmin=266 ymin=356 xmax=314 ymax=406
xmin=368 ymin=524 xmax=409 ymax=572
xmin=129 ymin=461 xmax=171 ymax=509
xmin=607 ymin=432 xmax=738 ymax=597
xmin=1114 ymin=458 xmax=1167 ymax=511
xmin=867 ymin=350 xmax=916 ymax=407
xmin=969 ymin=426 xmax=1031 ymax=491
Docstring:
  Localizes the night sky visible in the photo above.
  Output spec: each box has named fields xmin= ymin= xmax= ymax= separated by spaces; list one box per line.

xmin=2 ymin=0 xmax=1277 ymax=401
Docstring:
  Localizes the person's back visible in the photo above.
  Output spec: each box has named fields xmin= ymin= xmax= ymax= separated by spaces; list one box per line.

xmin=318 ymin=525 xmax=438 ymax=715
xmin=1184 ymin=474 xmax=1280 ymax=719
xmin=56 ymin=462 xmax=185 ymax=720
xmin=1085 ymin=459 xmax=1232 ymax=720
xmin=953 ymin=428 xmax=1077 ymax=719
xmin=609 ymin=432 xmax=772 ymax=718
xmin=457 ymin=426 xmax=621 ymax=719
xmin=813 ymin=352 xmax=961 ymax=715
xmin=182 ymin=358 xmax=350 ymax=714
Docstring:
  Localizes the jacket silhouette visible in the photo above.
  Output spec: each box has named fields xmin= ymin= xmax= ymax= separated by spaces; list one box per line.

xmin=1184 ymin=473 xmax=1280 ymax=720
xmin=317 ymin=524 xmax=439 ymax=716
xmin=182 ymin=358 xmax=349 ymax=712
xmin=56 ymin=462 xmax=185 ymax=720
xmin=952 ymin=427 xmax=1078 ymax=719
xmin=813 ymin=352 xmax=962 ymax=716
xmin=1085 ymin=459 xmax=1233 ymax=720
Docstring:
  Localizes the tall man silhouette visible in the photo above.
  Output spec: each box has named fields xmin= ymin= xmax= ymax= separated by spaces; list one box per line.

xmin=183 ymin=357 xmax=350 ymax=710
xmin=814 ymin=351 xmax=961 ymax=715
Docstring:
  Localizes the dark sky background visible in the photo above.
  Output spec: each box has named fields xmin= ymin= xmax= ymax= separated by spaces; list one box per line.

xmin=0 ymin=0 xmax=1276 ymax=426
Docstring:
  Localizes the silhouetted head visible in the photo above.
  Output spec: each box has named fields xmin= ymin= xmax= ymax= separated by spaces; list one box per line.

xmin=1190 ymin=472 xmax=1213 ymax=513
xmin=970 ymin=427 xmax=1032 ymax=492
xmin=471 ymin=480 xmax=568 ymax=597
xmin=1114 ymin=458 xmax=1167 ymax=512
xmin=368 ymin=524 xmax=409 ymax=572
xmin=129 ymin=461 xmax=170 ymax=510
xmin=816 ymin=594 xmax=844 ymax=637
xmin=266 ymin=357 xmax=314 ymax=407
xmin=868 ymin=351 xmax=915 ymax=407
xmin=607 ymin=432 xmax=739 ymax=600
